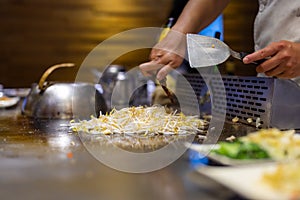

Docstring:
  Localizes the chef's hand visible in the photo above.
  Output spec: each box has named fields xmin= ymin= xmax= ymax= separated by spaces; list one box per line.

xmin=243 ymin=40 xmax=300 ymax=79
xmin=139 ymin=30 xmax=186 ymax=81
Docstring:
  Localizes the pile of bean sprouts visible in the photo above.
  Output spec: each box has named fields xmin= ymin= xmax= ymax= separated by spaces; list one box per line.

xmin=71 ymin=106 xmax=207 ymax=135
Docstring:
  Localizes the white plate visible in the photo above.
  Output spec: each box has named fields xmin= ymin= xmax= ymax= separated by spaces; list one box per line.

xmin=0 ymin=96 xmax=20 ymax=108
xmin=196 ymin=164 xmax=291 ymax=200
xmin=3 ymin=88 xmax=30 ymax=97
xmin=188 ymin=143 xmax=272 ymax=166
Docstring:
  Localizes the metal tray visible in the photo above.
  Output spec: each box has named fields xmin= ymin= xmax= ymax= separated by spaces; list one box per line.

xmin=176 ymin=73 xmax=300 ymax=129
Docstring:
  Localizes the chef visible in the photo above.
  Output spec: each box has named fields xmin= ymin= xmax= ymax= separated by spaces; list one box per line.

xmin=139 ymin=0 xmax=300 ymax=85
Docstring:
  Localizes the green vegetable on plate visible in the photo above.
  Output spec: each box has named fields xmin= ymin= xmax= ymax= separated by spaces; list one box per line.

xmin=212 ymin=140 xmax=270 ymax=160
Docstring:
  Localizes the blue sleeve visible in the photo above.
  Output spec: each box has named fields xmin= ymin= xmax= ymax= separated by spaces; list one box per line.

xmin=199 ymin=15 xmax=224 ymax=40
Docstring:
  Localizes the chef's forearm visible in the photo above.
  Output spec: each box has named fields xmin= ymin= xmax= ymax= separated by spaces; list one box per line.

xmin=172 ymin=0 xmax=230 ymax=34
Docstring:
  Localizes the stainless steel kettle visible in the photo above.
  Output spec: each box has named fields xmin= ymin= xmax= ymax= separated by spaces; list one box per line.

xmin=22 ymin=63 xmax=107 ymax=119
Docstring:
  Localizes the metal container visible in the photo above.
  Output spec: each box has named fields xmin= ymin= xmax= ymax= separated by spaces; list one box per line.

xmin=97 ymin=65 xmax=137 ymax=112
xmin=97 ymin=65 xmax=127 ymax=111
xmin=176 ymin=73 xmax=300 ymax=129
xmin=22 ymin=63 xmax=107 ymax=119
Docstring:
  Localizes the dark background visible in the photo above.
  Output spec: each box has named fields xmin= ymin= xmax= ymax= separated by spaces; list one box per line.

xmin=0 ymin=0 xmax=258 ymax=87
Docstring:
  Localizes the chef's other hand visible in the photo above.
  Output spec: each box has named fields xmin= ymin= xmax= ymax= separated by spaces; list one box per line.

xmin=243 ymin=40 xmax=300 ymax=79
xmin=139 ymin=30 xmax=186 ymax=81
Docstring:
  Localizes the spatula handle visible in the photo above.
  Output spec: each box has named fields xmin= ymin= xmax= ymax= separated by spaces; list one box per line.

xmin=239 ymin=52 xmax=268 ymax=66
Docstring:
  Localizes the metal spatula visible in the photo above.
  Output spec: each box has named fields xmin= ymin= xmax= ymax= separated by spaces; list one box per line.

xmin=186 ymin=33 xmax=265 ymax=68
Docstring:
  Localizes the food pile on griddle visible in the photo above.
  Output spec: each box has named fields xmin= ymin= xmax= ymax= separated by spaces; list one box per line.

xmin=71 ymin=106 xmax=208 ymax=152
xmin=71 ymin=105 xmax=207 ymax=136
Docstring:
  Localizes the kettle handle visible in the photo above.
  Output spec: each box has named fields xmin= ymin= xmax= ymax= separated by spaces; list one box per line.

xmin=38 ymin=63 xmax=75 ymax=91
